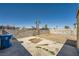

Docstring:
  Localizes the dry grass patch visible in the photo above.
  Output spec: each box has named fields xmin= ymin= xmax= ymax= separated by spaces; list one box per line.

xmin=36 ymin=33 xmax=77 ymax=43
xmin=36 ymin=46 xmax=55 ymax=55
xmin=36 ymin=33 xmax=67 ymax=43
xmin=29 ymin=38 xmax=42 ymax=43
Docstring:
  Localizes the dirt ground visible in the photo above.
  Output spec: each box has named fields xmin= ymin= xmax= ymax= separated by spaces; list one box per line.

xmin=0 ymin=29 xmax=77 ymax=56
xmin=36 ymin=33 xmax=77 ymax=43
xmin=17 ymin=32 xmax=76 ymax=56
xmin=18 ymin=36 xmax=64 ymax=56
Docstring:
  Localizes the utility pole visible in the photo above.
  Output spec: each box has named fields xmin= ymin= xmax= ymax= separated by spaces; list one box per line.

xmin=77 ymin=4 xmax=79 ymax=48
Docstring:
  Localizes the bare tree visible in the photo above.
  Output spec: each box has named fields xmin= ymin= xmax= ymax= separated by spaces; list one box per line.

xmin=64 ymin=26 xmax=70 ymax=29
xmin=73 ymin=23 xmax=77 ymax=29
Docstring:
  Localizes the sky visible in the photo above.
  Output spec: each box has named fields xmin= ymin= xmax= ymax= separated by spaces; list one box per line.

xmin=0 ymin=3 xmax=78 ymax=28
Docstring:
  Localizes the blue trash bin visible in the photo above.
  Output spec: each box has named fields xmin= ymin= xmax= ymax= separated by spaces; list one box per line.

xmin=0 ymin=34 xmax=12 ymax=49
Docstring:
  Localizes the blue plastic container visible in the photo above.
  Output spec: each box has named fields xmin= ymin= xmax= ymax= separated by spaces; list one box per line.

xmin=0 ymin=34 xmax=12 ymax=49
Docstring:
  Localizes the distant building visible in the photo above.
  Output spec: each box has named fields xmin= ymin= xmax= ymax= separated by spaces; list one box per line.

xmin=0 ymin=25 xmax=19 ymax=30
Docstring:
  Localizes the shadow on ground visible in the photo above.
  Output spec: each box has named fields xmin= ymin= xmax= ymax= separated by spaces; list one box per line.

xmin=57 ymin=40 xmax=79 ymax=56
xmin=0 ymin=38 xmax=32 ymax=56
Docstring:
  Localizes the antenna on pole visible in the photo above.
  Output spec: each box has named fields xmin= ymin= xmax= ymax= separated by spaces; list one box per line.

xmin=35 ymin=17 xmax=40 ymax=35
